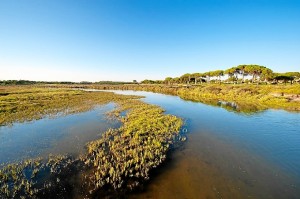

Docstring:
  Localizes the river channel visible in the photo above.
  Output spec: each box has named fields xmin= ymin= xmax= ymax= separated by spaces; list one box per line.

xmin=1 ymin=90 xmax=299 ymax=198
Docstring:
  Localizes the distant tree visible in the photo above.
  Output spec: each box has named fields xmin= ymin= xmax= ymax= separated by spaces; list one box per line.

xmin=284 ymin=72 xmax=300 ymax=83
xmin=260 ymin=67 xmax=274 ymax=82
xmin=141 ymin=79 xmax=154 ymax=84
xmin=203 ymin=71 xmax=213 ymax=83
xmin=179 ymin=73 xmax=191 ymax=84
xmin=274 ymin=75 xmax=294 ymax=85
xmin=243 ymin=65 xmax=263 ymax=82
xmin=80 ymin=81 xmax=92 ymax=84
xmin=190 ymin=73 xmax=202 ymax=84
xmin=214 ymin=70 xmax=224 ymax=83
xmin=285 ymin=72 xmax=300 ymax=78
xmin=160 ymin=64 xmax=297 ymax=85
xmin=164 ymin=77 xmax=173 ymax=85
xmin=227 ymin=76 xmax=237 ymax=83
xmin=224 ymin=67 xmax=237 ymax=83
xmin=172 ymin=77 xmax=180 ymax=84
xmin=236 ymin=65 xmax=247 ymax=82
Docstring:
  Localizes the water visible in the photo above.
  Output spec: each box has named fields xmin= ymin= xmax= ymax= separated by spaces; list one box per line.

xmin=108 ymin=90 xmax=300 ymax=199
xmin=0 ymin=103 xmax=119 ymax=164
xmin=1 ymin=90 xmax=300 ymax=198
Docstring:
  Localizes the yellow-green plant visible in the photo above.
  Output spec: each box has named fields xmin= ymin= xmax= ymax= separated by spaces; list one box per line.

xmin=0 ymin=86 xmax=184 ymax=197
xmin=0 ymin=86 xmax=140 ymax=126
xmin=83 ymin=99 xmax=183 ymax=194
xmin=69 ymin=83 xmax=300 ymax=112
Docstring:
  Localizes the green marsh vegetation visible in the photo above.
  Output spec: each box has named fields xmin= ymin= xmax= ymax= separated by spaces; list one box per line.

xmin=76 ymin=83 xmax=300 ymax=113
xmin=0 ymin=86 xmax=139 ymax=126
xmin=4 ymin=65 xmax=299 ymax=113
xmin=83 ymin=99 xmax=184 ymax=196
xmin=35 ymin=64 xmax=299 ymax=113
xmin=176 ymin=84 xmax=300 ymax=112
xmin=0 ymin=86 xmax=184 ymax=198
xmin=0 ymin=155 xmax=75 ymax=198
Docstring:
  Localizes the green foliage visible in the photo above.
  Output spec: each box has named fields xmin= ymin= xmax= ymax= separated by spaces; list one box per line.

xmin=83 ymin=99 xmax=183 ymax=192
xmin=0 ymin=87 xmax=184 ymax=197
xmin=0 ymin=80 xmax=77 ymax=85
xmin=141 ymin=79 xmax=162 ymax=84
xmin=94 ymin=81 xmax=135 ymax=85
xmin=89 ymin=84 xmax=300 ymax=112
xmin=164 ymin=77 xmax=173 ymax=84
xmin=179 ymin=73 xmax=191 ymax=84
xmin=0 ymin=87 xmax=139 ymax=126
xmin=139 ymin=64 xmax=300 ymax=85
xmin=0 ymin=80 xmax=137 ymax=86
xmin=0 ymin=155 xmax=74 ymax=198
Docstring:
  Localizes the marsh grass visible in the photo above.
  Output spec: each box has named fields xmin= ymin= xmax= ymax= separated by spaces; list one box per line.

xmin=0 ymin=86 xmax=140 ymax=126
xmin=83 ymin=99 xmax=183 ymax=196
xmin=0 ymin=155 xmax=75 ymax=199
xmin=176 ymin=84 xmax=300 ymax=112
xmin=71 ymin=84 xmax=300 ymax=113
xmin=0 ymin=86 xmax=184 ymax=198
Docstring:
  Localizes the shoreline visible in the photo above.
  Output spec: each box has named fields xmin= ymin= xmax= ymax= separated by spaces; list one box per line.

xmin=36 ymin=83 xmax=300 ymax=113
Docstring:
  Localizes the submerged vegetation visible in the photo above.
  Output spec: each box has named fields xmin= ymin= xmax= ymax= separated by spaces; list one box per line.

xmin=0 ymin=155 xmax=75 ymax=198
xmin=0 ymin=86 xmax=184 ymax=198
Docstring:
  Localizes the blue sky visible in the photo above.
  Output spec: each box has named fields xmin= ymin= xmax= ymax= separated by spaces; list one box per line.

xmin=0 ymin=0 xmax=299 ymax=82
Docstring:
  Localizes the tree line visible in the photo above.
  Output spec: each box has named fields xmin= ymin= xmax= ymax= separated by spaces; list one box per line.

xmin=0 ymin=80 xmax=138 ymax=86
xmin=1 ymin=65 xmax=299 ymax=86
xmin=142 ymin=65 xmax=300 ymax=85
xmin=0 ymin=80 xmax=77 ymax=85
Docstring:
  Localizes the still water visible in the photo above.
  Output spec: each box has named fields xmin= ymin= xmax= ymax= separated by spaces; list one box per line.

xmin=0 ymin=103 xmax=119 ymax=164
xmin=1 ymin=90 xmax=300 ymax=198
xmin=109 ymin=90 xmax=300 ymax=199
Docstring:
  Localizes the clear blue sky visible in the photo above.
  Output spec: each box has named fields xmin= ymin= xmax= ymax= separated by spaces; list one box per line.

xmin=0 ymin=0 xmax=299 ymax=82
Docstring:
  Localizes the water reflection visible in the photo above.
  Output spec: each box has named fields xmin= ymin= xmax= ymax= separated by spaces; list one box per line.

xmin=109 ymin=90 xmax=300 ymax=199
xmin=217 ymin=100 xmax=239 ymax=110
xmin=1 ymin=89 xmax=300 ymax=198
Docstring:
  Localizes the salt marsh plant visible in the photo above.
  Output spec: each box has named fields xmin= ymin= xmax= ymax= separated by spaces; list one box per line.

xmin=0 ymin=155 xmax=74 ymax=198
xmin=76 ymin=84 xmax=300 ymax=113
xmin=82 ymin=99 xmax=184 ymax=195
xmin=0 ymin=86 xmax=140 ymax=126
xmin=0 ymin=87 xmax=185 ymax=198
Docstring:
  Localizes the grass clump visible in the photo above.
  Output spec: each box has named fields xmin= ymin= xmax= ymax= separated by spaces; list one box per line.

xmin=0 ymin=155 xmax=75 ymax=199
xmin=83 ymin=99 xmax=184 ymax=195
